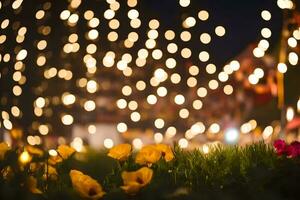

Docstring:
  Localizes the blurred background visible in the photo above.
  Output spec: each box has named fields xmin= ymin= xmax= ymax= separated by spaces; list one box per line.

xmin=0 ymin=0 xmax=300 ymax=151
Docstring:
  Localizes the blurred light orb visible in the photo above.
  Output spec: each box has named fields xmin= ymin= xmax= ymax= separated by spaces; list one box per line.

xmin=61 ymin=114 xmax=74 ymax=125
xmin=48 ymin=149 xmax=58 ymax=157
xmin=277 ymin=63 xmax=287 ymax=73
xmin=154 ymin=118 xmax=165 ymax=129
xmin=117 ymin=122 xmax=127 ymax=133
xmin=248 ymin=74 xmax=259 ymax=85
xmin=147 ymin=94 xmax=157 ymax=105
xmin=62 ymin=93 xmax=76 ymax=105
xmin=199 ymin=51 xmax=210 ymax=62
xmin=253 ymin=47 xmax=265 ymax=58
xmin=179 ymin=108 xmax=189 ymax=119
xmin=166 ymin=126 xmax=177 ymax=138
xmin=223 ymin=85 xmax=233 ymax=95
xmin=179 ymin=0 xmax=190 ymax=7
xmin=193 ymin=99 xmax=203 ymax=110
xmin=261 ymin=10 xmax=271 ymax=21
xmin=198 ymin=10 xmax=209 ymax=21
xmin=262 ymin=126 xmax=273 ymax=140
xmin=202 ymin=144 xmax=210 ymax=154
xmin=104 ymin=138 xmax=114 ymax=149
xmin=157 ymin=86 xmax=168 ymax=97
xmin=208 ymin=79 xmax=219 ymax=90
xmin=261 ymin=28 xmax=272 ymax=38
xmin=254 ymin=68 xmax=264 ymax=78
xmin=84 ymin=100 xmax=96 ymax=112
xmin=19 ymin=151 xmax=31 ymax=164
xmin=258 ymin=39 xmax=269 ymax=51
xmin=225 ymin=128 xmax=239 ymax=144
xmin=178 ymin=138 xmax=188 ymax=148
xmin=189 ymin=65 xmax=199 ymax=76
xmin=170 ymin=73 xmax=181 ymax=84
xmin=88 ymin=125 xmax=96 ymax=134
xmin=200 ymin=33 xmax=211 ymax=44
xmin=131 ymin=112 xmax=141 ymax=122
xmin=206 ymin=64 xmax=216 ymax=74
xmin=128 ymin=101 xmax=138 ymax=110
xmin=289 ymin=52 xmax=298 ymax=65
xmin=39 ymin=124 xmax=49 ymax=135
xmin=174 ymin=94 xmax=185 ymax=105
xmin=197 ymin=87 xmax=207 ymax=98
xmin=215 ymin=26 xmax=226 ymax=37
xmin=286 ymin=107 xmax=294 ymax=121
xmin=209 ymin=123 xmax=220 ymax=134
xmin=154 ymin=133 xmax=163 ymax=143
xmin=132 ymin=138 xmax=143 ymax=149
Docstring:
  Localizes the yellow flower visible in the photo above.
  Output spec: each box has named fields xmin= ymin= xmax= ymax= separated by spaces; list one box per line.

xmin=0 ymin=142 xmax=10 ymax=160
xmin=43 ymin=165 xmax=58 ymax=180
xmin=57 ymin=145 xmax=76 ymax=160
xmin=25 ymin=145 xmax=44 ymax=157
xmin=27 ymin=176 xmax=42 ymax=194
xmin=10 ymin=128 xmax=23 ymax=140
xmin=121 ymin=167 xmax=153 ymax=194
xmin=135 ymin=145 xmax=161 ymax=166
xmin=155 ymin=144 xmax=174 ymax=162
xmin=70 ymin=170 xmax=105 ymax=199
xmin=107 ymin=143 xmax=132 ymax=161
xmin=48 ymin=155 xmax=63 ymax=165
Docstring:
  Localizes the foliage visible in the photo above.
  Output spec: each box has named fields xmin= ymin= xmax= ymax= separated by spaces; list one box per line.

xmin=0 ymin=142 xmax=300 ymax=200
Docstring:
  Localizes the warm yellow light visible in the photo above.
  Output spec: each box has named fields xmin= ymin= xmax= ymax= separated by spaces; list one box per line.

xmin=136 ymin=80 xmax=146 ymax=91
xmin=61 ymin=114 xmax=74 ymax=125
xmin=88 ymin=125 xmax=96 ymax=134
xmin=261 ymin=10 xmax=271 ymax=21
xmin=180 ymin=31 xmax=191 ymax=42
xmin=288 ymin=52 xmax=298 ymax=65
xmin=128 ymin=101 xmax=138 ymax=110
xmin=84 ymin=100 xmax=96 ymax=112
xmin=178 ymin=138 xmax=188 ymax=148
xmin=154 ymin=118 xmax=165 ymax=129
xmin=199 ymin=51 xmax=210 ymax=62
xmin=261 ymin=28 xmax=272 ymax=38
xmin=286 ymin=107 xmax=294 ymax=121
xmin=174 ymin=94 xmax=185 ymax=105
xmin=165 ymin=30 xmax=175 ymax=40
xmin=223 ymin=85 xmax=233 ymax=95
xmin=179 ymin=108 xmax=189 ymax=119
xmin=193 ymin=100 xmax=203 ymax=110
xmin=117 ymin=122 xmax=128 ymax=133
xmin=187 ymin=77 xmax=197 ymax=87
xmin=130 ymin=111 xmax=141 ymax=122
xmin=179 ymin=0 xmax=190 ymax=7
xmin=208 ymin=80 xmax=219 ymax=90
xmin=248 ymin=74 xmax=259 ymax=85
xmin=154 ymin=133 xmax=163 ymax=143
xmin=149 ymin=19 xmax=159 ymax=29
xmin=277 ymin=63 xmax=287 ymax=73
xmin=19 ymin=151 xmax=32 ymax=165
xmin=198 ymin=10 xmax=209 ymax=21
xmin=147 ymin=94 xmax=157 ymax=105
xmin=132 ymin=138 xmax=143 ymax=149
xmin=200 ymin=33 xmax=211 ymax=44
xmin=197 ymin=87 xmax=207 ymax=98
xmin=206 ymin=64 xmax=216 ymax=74
xmin=104 ymin=138 xmax=114 ymax=149
xmin=209 ymin=123 xmax=220 ymax=134
xmin=215 ymin=26 xmax=226 ymax=37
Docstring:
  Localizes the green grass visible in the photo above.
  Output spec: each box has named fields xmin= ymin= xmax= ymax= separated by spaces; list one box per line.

xmin=1 ymin=142 xmax=300 ymax=200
